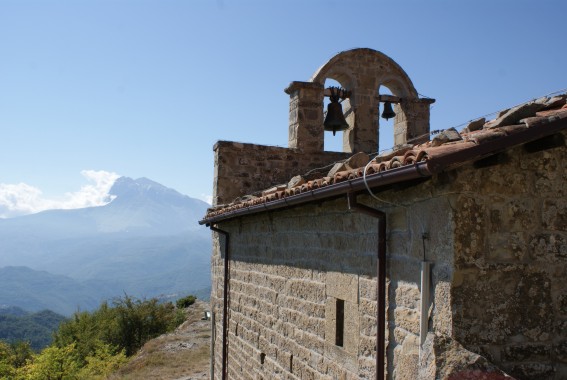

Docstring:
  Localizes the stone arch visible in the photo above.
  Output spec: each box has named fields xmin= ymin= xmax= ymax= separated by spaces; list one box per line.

xmin=310 ymin=48 xmax=418 ymax=99
xmin=286 ymin=49 xmax=432 ymax=153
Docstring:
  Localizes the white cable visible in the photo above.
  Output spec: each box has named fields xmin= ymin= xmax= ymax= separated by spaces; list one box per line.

xmin=361 ymin=159 xmax=400 ymax=207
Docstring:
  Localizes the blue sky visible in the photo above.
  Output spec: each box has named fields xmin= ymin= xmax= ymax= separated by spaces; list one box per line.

xmin=1 ymin=0 xmax=566 ymax=216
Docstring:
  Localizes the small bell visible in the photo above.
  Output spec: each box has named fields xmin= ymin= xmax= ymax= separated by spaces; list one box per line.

xmin=324 ymin=87 xmax=349 ymax=136
xmin=381 ymin=101 xmax=396 ymax=120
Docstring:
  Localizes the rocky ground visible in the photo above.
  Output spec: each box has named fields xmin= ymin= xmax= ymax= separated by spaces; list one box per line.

xmin=109 ymin=300 xmax=211 ymax=380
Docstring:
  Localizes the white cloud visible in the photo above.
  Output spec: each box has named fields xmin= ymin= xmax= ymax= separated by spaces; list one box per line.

xmin=200 ymin=194 xmax=213 ymax=205
xmin=0 ymin=170 xmax=120 ymax=218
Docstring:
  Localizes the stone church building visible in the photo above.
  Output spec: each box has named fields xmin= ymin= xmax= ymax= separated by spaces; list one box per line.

xmin=200 ymin=49 xmax=567 ymax=379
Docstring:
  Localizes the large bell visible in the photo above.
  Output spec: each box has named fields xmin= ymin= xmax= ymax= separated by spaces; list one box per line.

xmin=324 ymin=98 xmax=349 ymax=136
xmin=381 ymin=101 xmax=396 ymax=120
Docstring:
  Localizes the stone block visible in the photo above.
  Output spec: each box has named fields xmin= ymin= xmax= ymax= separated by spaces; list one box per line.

xmin=359 ymin=299 xmax=377 ymax=320
xmin=454 ymin=196 xmax=487 ymax=265
xmin=432 ymin=281 xmax=453 ymax=337
xmin=344 ymin=300 xmax=360 ymax=355
xmin=344 ymin=152 xmax=370 ymax=169
xmin=286 ymin=279 xmax=326 ymax=304
xmin=359 ymin=276 xmax=377 ymax=300
xmin=287 ymin=175 xmax=305 ymax=189
xmin=289 ymin=359 xmax=316 ymax=380
xmin=464 ymin=118 xmax=486 ymax=132
xmin=502 ymin=343 xmax=551 ymax=362
xmin=431 ymin=127 xmax=463 ymax=147
xmin=543 ymin=95 xmax=567 ymax=109
xmin=543 ymin=198 xmax=567 ymax=231
xmin=505 ymin=363 xmax=555 ymax=380
xmin=497 ymin=198 xmax=538 ymax=232
xmin=529 ymin=233 xmax=567 ymax=262
xmin=394 ymin=307 xmax=420 ymax=335
xmin=452 ymin=266 xmax=554 ymax=345
xmin=388 ymin=257 xmax=421 ymax=284
xmin=392 ymin=334 xmax=419 ymax=380
xmin=357 ymin=357 xmax=376 ymax=379
xmin=309 ymin=351 xmax=328 ymax=374
xmin=395 ymin=283 xmax=420 ymax=309
xmin=555 ymin=340 xmax=567 ymax=363
xmin=325 ymin=343 xmax=358 ymax=374
xmin=487 ymin=232 xmax=528 ymax=262
xmin=417 ymin=333 xmax=513 ymax=380
xmin=358 ymin=335 xmax=376 ymax=358
xmin=387 ymin=208 xmax=407 ymax=232
xmin=326 ymin=272 xmax=359 ymax=302
xmin=487 ymin=101 xmax=546 ymax=129
xmin=392 ymin=326 xmax=412 ymax=346
xmin=478 ymin=170 xmax=531 ymax=195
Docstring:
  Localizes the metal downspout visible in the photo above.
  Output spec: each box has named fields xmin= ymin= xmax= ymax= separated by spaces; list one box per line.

xmin=347 ymin=193 xmax=386 ymax=380
xmin=209 ymin=225 xmax=230 ymax=380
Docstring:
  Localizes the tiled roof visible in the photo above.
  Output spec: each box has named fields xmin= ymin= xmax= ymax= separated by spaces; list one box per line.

xmin=201 ymin=96 xmax=567 ymax=225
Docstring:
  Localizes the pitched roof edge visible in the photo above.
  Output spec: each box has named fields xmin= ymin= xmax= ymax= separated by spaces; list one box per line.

xmin=200 ymin=114 xmax=567 ymax=226
xmin=427 ymin=114 xmax=567 ymax=173
xmin=199 ymin=162 xmax=432 ymax=225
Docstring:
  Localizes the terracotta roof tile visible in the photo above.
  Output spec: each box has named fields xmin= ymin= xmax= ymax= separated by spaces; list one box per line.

xmin=202 ymin=97 xmax=567 ymax=223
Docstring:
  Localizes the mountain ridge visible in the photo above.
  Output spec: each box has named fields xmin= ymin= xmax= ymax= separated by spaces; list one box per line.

xmin=0 ymin=176 xmax=209 ymax=236
xmin=0 ymin=177 xmax=212 ymax=316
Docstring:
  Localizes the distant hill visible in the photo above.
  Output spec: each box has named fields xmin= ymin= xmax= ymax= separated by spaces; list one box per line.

xmin=0 ymin=177 xmax=212 ymax=315
xmin=0 ymin=306 xmax=67 ymax=351
xmin=0 ymin=305 xmax=28 ymax=317
xmin=0 ymin=266 xmax=110 ymax=315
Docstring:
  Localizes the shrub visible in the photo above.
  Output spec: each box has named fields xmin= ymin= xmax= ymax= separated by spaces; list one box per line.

xmin=54 ymin=295 xmax=184 ymax=358
xmin=176 ymin=295 xmax=196 ymax=309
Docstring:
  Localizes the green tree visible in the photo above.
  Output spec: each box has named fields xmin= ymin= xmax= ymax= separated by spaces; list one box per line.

xmin=0 ymin=341 xmax=16 ymax=379
xmin=0 ymin=340 xmax=34 ymax=379
xmin=53 ymin=295 xmax=184 ymax=359
xmin=19 ymin=343 xmax=80 ymax=380
xmin=76 ymin=341 xmax=127 ymax=380
xmin=176 ymin=295 xmax=196 ymax=309
xmin=0 ymin=295 xmax=185 ymax=380
xmin=10 ymin=341 xmax=33 ymax=369
xmin=53 ymin=303 xmax=116 ymax=366
xmin=111 ymin=295 xmax=178 ymax=356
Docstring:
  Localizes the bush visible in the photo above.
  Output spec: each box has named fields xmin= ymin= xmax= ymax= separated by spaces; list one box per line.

xmin=54 ymin=295 xmax=184 ymax=358
xmin=176 ymin=295 xmax=196 ymax=309
xmin=0 ymin=295 xmax=183 ymax=380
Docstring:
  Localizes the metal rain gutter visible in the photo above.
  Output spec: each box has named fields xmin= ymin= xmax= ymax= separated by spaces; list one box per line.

xmin=201 ymin=114 xmax=567 ymax=226
xmin=200 ymin=161 xmax=432 ymax=226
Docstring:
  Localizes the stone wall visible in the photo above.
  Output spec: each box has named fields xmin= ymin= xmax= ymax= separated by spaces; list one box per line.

xmin=209 ymin=132 xmax=567 ymax=379
xmin=210 ymin=177 xmax=457 ymax=379
xmin=449 ymin=131 xmax=567 ymax=380
xmin=213 ymin=141 xmax=349 ymax=206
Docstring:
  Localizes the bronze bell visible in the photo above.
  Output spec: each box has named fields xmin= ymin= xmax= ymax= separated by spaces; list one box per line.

xmin=324 ymin=88 xmax=349 ymax=136
xmin=381 ymin=101 xmax=396 ymax=120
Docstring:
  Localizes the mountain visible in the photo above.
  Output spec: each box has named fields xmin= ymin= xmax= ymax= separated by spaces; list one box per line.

xmin=0 ymin=177 xmax=212 ymax=315
xmin=0 ymin=177 xmax=207 ymax=238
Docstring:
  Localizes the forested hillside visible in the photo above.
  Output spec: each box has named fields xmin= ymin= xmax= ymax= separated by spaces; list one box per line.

xmin=0 ymin=295 xmax=195 ymax=379
xmin=0 ymin=307 xmax=67 ymax=350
